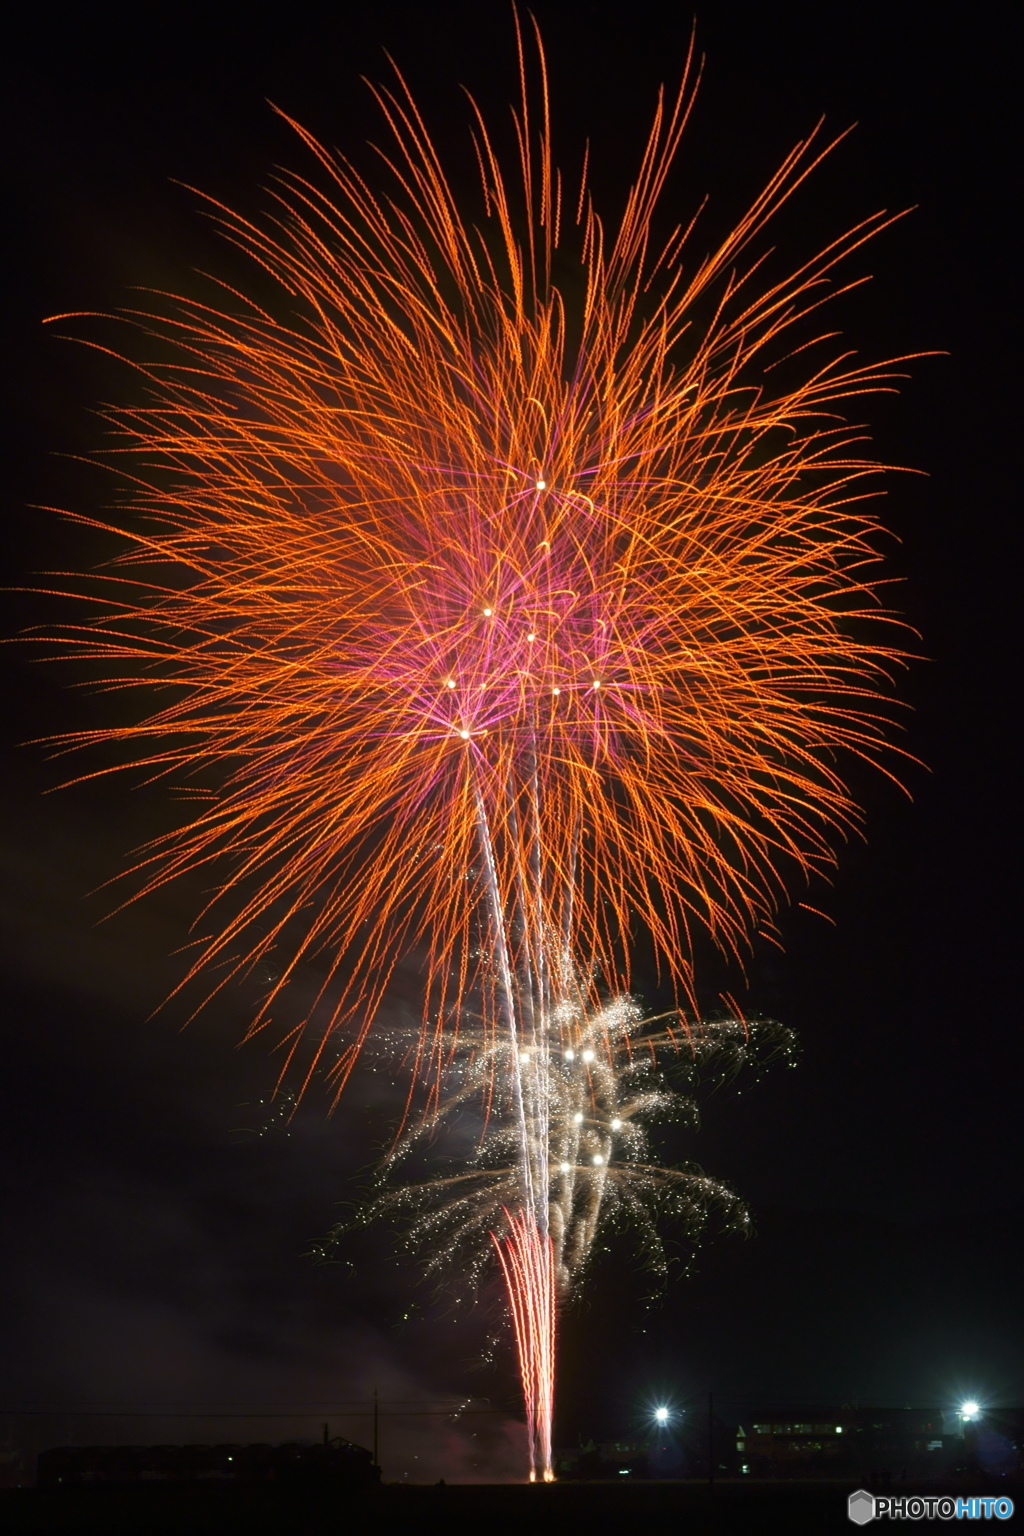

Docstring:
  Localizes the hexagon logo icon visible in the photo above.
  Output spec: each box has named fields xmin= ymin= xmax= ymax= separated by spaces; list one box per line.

xmin=848 ymin=1489 xmax=875 ymax=1525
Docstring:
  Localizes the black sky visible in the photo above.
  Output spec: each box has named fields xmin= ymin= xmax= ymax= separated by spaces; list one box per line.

xmin=2 ymin=0 xmax=1021 ymax=1477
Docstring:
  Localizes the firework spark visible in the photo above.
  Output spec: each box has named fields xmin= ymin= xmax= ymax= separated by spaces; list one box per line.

xmin=37 ymin=16 xmax=910 ymax=1480
xmin=331 ymin=1001 xmax=793 ymax=1476
xmin=353 ymin=1006 xmax=794 ymax=1295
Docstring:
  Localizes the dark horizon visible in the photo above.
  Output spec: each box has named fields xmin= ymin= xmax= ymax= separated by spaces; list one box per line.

xmin=2 ymin=0 xmax=1020 ymax=1485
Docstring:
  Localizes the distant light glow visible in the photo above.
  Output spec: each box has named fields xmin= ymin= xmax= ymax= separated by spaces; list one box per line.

xmin=961 ymin=1401 xmax=981 ymax=1422
xmin=610 ymin=1118 xmax=622 ymax=1130
xmin=446 ymin=678 xmax=456 ymax=688
xmin=592 ymin=1154 xmax=604 ymax=1165
xmin=654 ymin=1407 xmax=670 ymax=1424
xmin=582 ymin=1049 xmax=595 ymax=1063
xmin=536 ymin=479 xmax=546 ymax=490
xmin=559 ymin=1162 xmax=571 ymax=1173
xmin=483 ymin=607 xmax=493 ymax=616
xmin=459 ymin=730 xmax=470 ymax=739
xmin=563 ymin=1049 xmax=575 ymax=1061
xmin=573 ymin=1112 xmax=583 ymax=1124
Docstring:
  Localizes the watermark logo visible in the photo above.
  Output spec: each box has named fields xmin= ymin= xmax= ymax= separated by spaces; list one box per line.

xmin=849 ymin=1490 xmax=875 ymax=1525
xmin=848 ymin=1490 xmax=1015 ymax=1522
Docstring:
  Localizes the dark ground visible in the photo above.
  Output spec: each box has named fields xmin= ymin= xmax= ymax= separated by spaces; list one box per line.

xmin=3 ymin=1480 xmax=1020 ymax=1536
xmin=2 ymin=0 xmax=1022 ymax=1474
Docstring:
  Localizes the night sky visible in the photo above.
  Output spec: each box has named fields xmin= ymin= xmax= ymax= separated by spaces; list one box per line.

xmin=2 ymin=0 xmax=1021 ymax=1482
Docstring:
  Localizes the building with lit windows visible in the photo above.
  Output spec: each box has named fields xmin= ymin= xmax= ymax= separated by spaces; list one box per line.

xmin=738 ymin=1408 xmax=1022 ymax=1481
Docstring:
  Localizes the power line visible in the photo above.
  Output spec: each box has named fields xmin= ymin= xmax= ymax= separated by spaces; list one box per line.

xmin=0 ymin=1404 xmax=512 ymax=1419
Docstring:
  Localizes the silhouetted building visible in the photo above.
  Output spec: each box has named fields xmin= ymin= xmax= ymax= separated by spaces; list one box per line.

xmin=36 ymin=1439 xmax=379 ymax=1491
xmin=552 ymin=1439 xmax=651 ymax=1478
xmin=738 ymin=1408 xmax=1024 ymax=1482
xmin=555 ymin=1408 xmax=1023 ymax=1483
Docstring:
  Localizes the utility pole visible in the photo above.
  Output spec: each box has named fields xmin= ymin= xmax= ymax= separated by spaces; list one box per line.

xmin=708 ymin=1390 xmax=714 ymax=1490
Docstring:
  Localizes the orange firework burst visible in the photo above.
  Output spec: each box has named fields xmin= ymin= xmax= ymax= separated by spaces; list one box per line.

xmin=42 ymin=24 xmax=908 ymax=1089
xmin=36 ymin=16 xmax=914 ymax=1479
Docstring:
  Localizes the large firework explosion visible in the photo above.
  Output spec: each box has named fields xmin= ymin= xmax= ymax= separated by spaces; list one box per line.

xmin=38 ymin=17 xmax=910 ymax=1480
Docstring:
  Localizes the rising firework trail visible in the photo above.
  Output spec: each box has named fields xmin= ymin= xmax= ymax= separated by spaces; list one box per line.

xmin=36 ymin=15 xmax=913 ymax=1479
xmin=334 ymin=998 xmax=796 ymax=1477
xmin=492 ymin=1209 xmax=557 ymax=1480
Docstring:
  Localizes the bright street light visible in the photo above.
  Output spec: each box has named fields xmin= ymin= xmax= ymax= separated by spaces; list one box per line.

xmin=960 ymin=1400 xmax=980 ymax=1422
xmin=654 ymin=1407 xmax=669 ymax=1425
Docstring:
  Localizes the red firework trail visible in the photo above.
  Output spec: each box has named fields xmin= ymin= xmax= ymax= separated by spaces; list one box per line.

xmin=492 ymin=1210 xmax=556 ymax=1481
